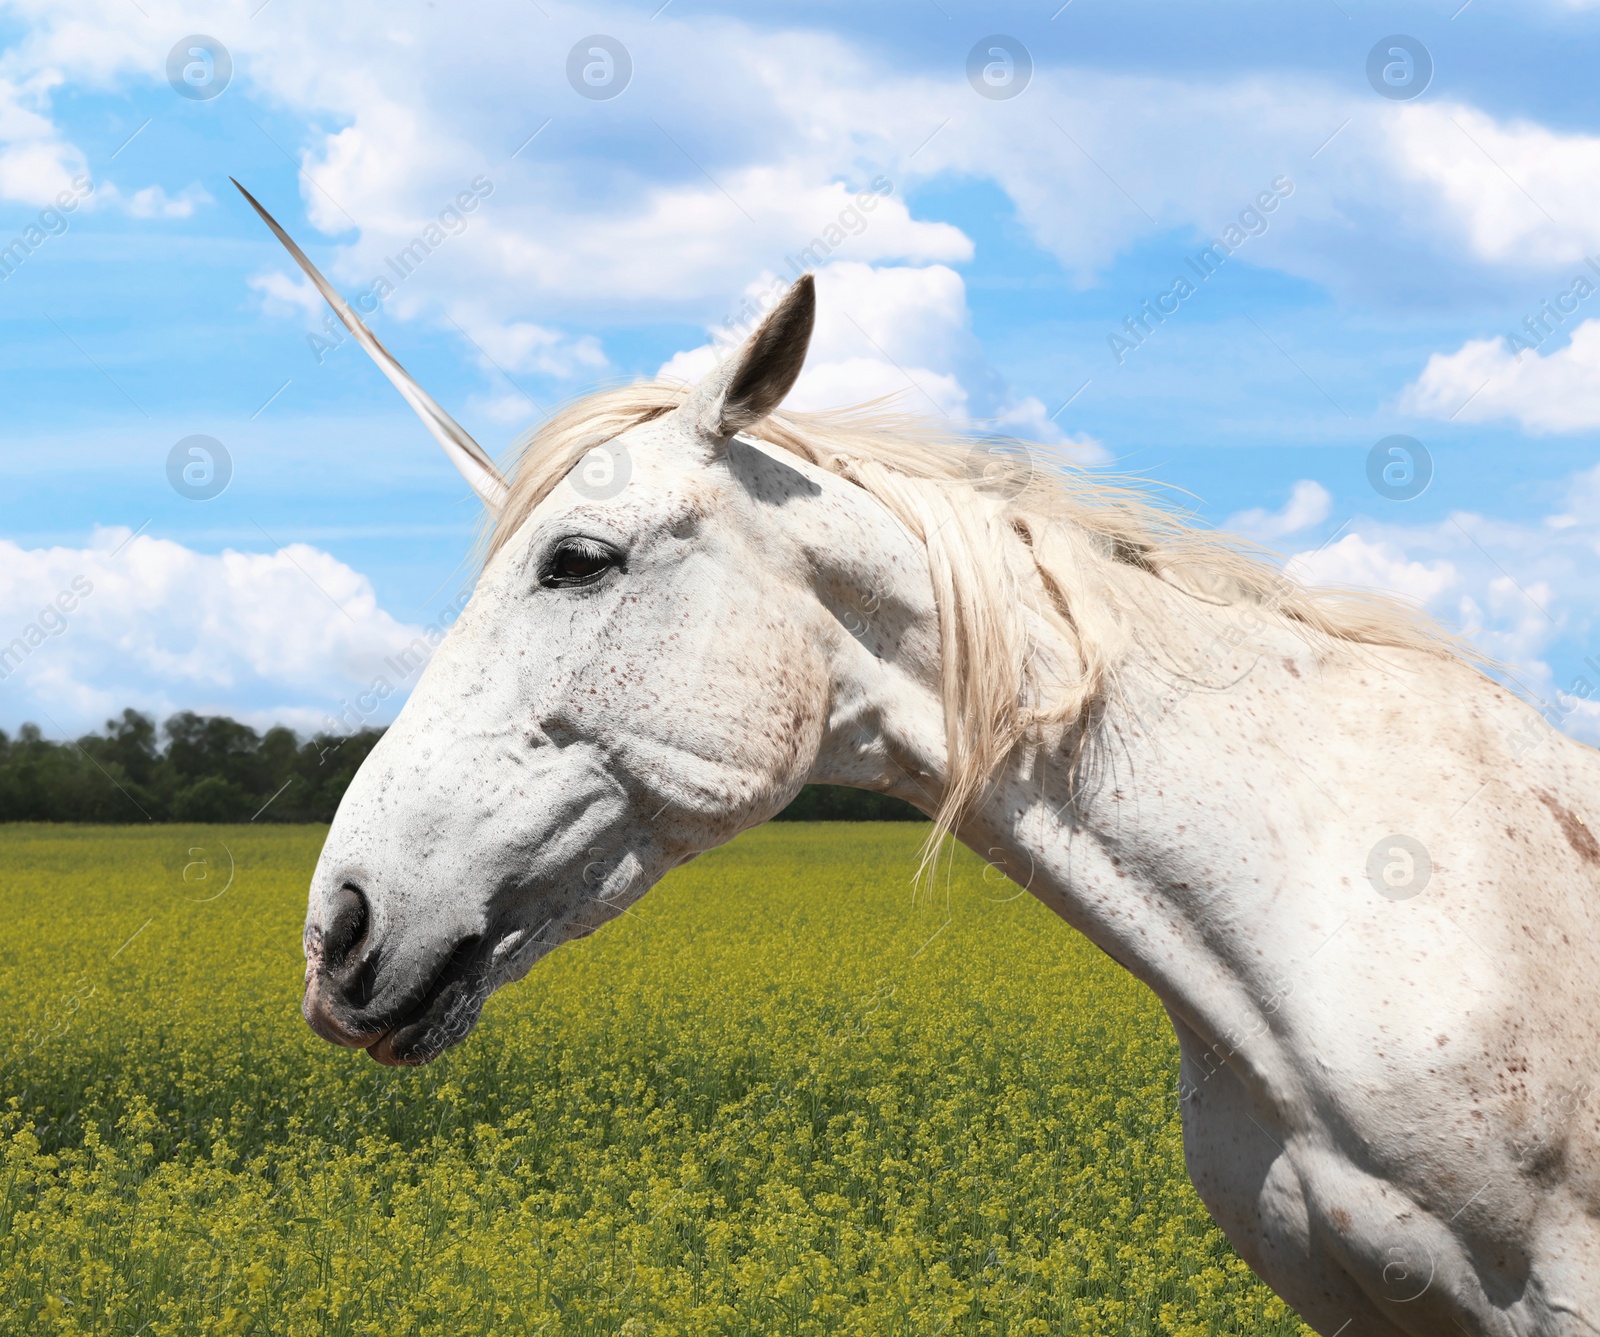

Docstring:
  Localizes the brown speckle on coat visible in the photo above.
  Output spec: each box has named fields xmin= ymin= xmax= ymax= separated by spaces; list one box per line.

xmin=1536 ymin=790 xmax=1600 ymax=865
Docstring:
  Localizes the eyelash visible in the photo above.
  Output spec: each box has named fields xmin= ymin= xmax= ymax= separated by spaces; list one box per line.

xmin=539 ymin=537 xmax=620 ymax=588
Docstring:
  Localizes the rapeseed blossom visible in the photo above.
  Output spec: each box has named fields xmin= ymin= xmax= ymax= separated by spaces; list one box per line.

xmin=0 ymin=824 xmax=1306 ymax=1335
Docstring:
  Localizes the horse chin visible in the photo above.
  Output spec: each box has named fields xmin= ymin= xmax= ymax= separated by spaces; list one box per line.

xmin=366 ymin=1028 xmax=438 ymax=1067
xmin=356 ymin=934 xmax=493 ymax=1066
xmin=363 ymin=967 xmax=490 ymax=1066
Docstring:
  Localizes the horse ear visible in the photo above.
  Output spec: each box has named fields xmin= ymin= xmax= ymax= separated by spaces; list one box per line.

xmin=683 ymin=274 xmax=815 ymax=443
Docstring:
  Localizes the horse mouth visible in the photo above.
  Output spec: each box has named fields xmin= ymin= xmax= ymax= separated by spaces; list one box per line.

xmin=361 ymin=935 xmax=488 ymax=1066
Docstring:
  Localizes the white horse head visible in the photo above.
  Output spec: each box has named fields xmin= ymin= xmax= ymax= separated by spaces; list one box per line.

xmin=317 ymin=284 xmax=912 ymax=1063
xmin=237 ymin=182 xmax=954 ymax=1066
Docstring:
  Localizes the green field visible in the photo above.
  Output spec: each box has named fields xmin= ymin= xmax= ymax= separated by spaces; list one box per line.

xmin=0 ymin=824 xmax=1306 ymax=1336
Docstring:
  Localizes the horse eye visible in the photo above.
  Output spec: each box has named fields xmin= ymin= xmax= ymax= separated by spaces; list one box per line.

xmin=541 ymin=538 xmax=618 ymax=588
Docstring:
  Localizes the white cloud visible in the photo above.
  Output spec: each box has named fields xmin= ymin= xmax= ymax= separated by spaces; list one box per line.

xmin=1228 ymin=480 xmax=1332 ymax=541
xmin=447 ymin=305 xmax=607 ymax=380
xmin=0 ymin=71 xmax=84 ymax=205
xmin=474 ymin=391 xmax=543 ymax=426
xmin=983 ymin=398 xmax=1111 ymax=462
xmin=1288 ymin=531 xmax=1458 ymax=605
xmin=1276 ymin=499 xmax=1600 ymax=742
xmin=1455 ymin=574 xmax=1563 ymax=667
xmin=766 ymin=59 xmax=1600 ymax=285
xmin=1058 ymin=431 xmax=1111 ymax=465
xmin=248 ymin=268 xmax=326 ymax=326
xmin=0 ymin=528 xmax=444 ymax=735
xmin=438 ymin=165 xmax=972 ymax=311
xmin=988 ymin=397 xmax=1060 ymax=441
xmin=1384 ymin=103 xmax=1600 ymax=268
xmin=657 ymin=342 xmax=720 ymax=388
xmin=115 ymin=181 xmax=210 ymax=219
xmin=9 ymin=1 xmax=1600 ymax=344
xmin=1401 ymin=321 xmax=1600 ymax=431
xmin=793 ymin=356 xmax=966 ymax=417
xmin=791 ymin=262 xmax=972 ymax=417
xmin=1548 ymin=461 xmax=1600 ymax=528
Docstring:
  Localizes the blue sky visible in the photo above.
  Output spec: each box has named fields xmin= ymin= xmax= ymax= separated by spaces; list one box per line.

xmin=3 ymin=0 xmax=1600 ymax=741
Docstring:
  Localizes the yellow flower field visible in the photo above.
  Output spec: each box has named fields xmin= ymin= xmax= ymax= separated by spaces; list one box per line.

xmin=0 ymin=823 xmax=1309 ymax=1335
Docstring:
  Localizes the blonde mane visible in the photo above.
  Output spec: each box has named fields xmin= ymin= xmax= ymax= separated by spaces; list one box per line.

xmin=487 ymin=382 xmax=1468 ymax=850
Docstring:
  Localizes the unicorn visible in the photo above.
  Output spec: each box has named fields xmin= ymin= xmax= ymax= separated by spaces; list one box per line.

xmin=238 ymin=180 xmax=1600 ymax=1335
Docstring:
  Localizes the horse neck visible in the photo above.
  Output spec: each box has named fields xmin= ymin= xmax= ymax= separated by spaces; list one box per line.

xmin=948 ymin=576 xmax=1337 ymax=1054
xmin=796 ymin=475 xmax=1333 ymax=1046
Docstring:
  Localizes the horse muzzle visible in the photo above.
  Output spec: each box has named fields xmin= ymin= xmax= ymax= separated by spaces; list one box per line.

xmin=301 ymin=881 xmax=489 ymax=1065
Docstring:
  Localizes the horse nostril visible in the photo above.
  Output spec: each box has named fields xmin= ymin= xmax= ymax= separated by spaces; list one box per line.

xmin=323 ymin=882 xmax=370 ymax=969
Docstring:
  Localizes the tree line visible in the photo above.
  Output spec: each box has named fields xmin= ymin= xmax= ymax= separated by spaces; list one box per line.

xmin=0 ymin=710 xmax=924 ymax=824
